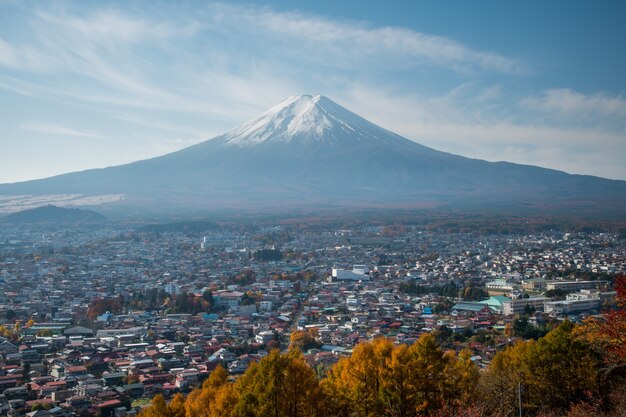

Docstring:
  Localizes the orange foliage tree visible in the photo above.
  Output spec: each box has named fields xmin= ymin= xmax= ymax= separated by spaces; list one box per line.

xmin=136 ymin=320 xmax=620 ymax=417
xmin=86 ymin=295 xmax=124 ymax=319
xmin=321 ymin=334 xmax=479 ymax=417
xmin=584 ymin=275 xmax=626 ymax=365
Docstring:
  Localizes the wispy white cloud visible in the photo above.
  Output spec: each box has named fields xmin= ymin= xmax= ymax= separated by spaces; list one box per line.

xmin=35 ymin=8 xmax=183 ymax=44
xmin=339 ymin=85 xmax=626 ymax=180
xmin=521 ymin=89 xmax=626 ymax=118
xmin=219 ymin=4 xmax=526 ymax=75
xmin=20 ymin=121 xmax=103 ymax=138
xmin=0 ymin=2 xmax=624 ymax=182
xmin=0 ymin=2 xmax=525 ymax=110
xmin=0 ymin=37 xmax=45 ymax=69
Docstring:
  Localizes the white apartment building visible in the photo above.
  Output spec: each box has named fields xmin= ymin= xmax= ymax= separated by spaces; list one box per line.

xmin=502 ymin=297 xmax=550 ymax=315
xmin=544 ymin=298 xmax=600 ymax=314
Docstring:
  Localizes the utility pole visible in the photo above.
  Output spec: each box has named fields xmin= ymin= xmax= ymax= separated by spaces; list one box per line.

xmin=518 ymin=380 xmax=523 ymax=417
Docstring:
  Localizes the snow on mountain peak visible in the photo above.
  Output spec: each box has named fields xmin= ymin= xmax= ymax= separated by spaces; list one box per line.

xmin=221 ymin=94 xmax=391 ymax=147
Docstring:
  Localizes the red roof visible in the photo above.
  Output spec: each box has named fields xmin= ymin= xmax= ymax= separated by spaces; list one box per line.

xmin=96 ymin=399 xmax=122 ymax=408
xmin=66 ymin=365 xmax=87 ymax=373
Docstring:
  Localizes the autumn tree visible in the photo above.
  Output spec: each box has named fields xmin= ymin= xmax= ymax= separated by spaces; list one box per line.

xmin=407 ymin=332 xmax=456 ymax=414
xmin=319 ymin=358 xmax=353 ymax=417
xmin=322 ymin=334 xmax=477 ymax=417
xmin=322 ymin=337 xmax=390 ymax=417
xmin=446 ymin=349 xmax=480 ymax=409
xmin=209 ymin=384 xmax=239 ymax=417
xmin=525 ymin=321 xmax=600 ymax=412
xmin=172 ymin=292 xmax=212 ymax=314
xmin=572 ymin=275 xmax=626 ymax=411
xmin=168 ymin=393 xmax=186 ymax=417
xmin=289 ymin=329 xmax=321 ymax=352
xmin=480 ymin=321 xmax=600 ymax=415
xmin=206 ymin=364 xmax=229 ymax=388
xmin=233 ymin=349 xmax=320 ymax=417
xmin=576 ymin=275 xmax=626 ymax=369
xmin=461 ymin=286 xmax=489 ymax=301
xmin=380 ymin=342 xmax=416 ymax=417
xmin=185 ymin=365 xmax=232 ymax=417
xmin=133 ymin=325 xmax=611 ymax=417
xmin=86 ymin=296 xmax=123 ymax=319
xmin=139 ymin=394 xmax=169 ymax=417
xmin=479 ymin=340 xmax=534 ymax=416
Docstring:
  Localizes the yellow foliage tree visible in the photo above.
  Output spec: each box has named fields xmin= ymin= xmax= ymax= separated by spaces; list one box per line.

xmin=322 ymin=334 xmax=468 ymax=417
xmin=168 ymin=393 xmax=186 ymax=417
xmin=133 ymin=326 xmax=603 ymax=417
xmin=205 ymin=364 xmax=228 ymax=389
xmin=289 ymin=330 xmax=320 ymax=352
xmin=208 ymin=384 xmax=239 ymax=417
xmin=138 ymin=394 xmax=169 ymax=417
xmin=480 ymin=321 xmax=600 ymax=415
xmin=380 ymin=342 xmax=416 ymax=417
xmin=232 ymin=349 xmax=319 ymax=417
xmin=447 ymin=349 xmax=480 ymax=407
xmin=325 ymin=337 xmax=385 ymax=416
xmin=185 ymin=365 xmax=227 ymax=417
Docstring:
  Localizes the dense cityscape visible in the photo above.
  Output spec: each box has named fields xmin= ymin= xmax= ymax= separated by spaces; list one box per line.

xmin=0 ymin=219 xmax=623 ymax=416
xmin=2 ymin=1 xmax=625 ymax=416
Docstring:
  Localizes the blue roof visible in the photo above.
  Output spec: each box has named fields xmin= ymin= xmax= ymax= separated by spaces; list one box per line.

xmin=452 ymin=302 xmax=488 ymax=312
xmin=483 ymin=296 xmax=511 ymax=306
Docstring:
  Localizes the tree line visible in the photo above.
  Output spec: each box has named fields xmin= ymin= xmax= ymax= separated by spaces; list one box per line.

xmin=399 ymin=281 xmax=489 ymax=301
xmin=138 ymin=276 xmax=626 ymax=417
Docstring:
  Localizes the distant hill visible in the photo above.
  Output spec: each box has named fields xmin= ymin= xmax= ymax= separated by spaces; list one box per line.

xmin=1 ymin=205 xmax=107 ymax=224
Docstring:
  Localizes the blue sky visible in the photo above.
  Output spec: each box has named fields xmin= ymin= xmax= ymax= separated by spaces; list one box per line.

xmin=1 ymin=0 xmax=625 ymax=182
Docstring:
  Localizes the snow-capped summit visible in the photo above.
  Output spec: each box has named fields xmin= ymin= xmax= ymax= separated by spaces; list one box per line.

xmin=221 ymin=94 xmax=399 ymax=147
xmin=1 ymin=94 xmax=625 ymax=218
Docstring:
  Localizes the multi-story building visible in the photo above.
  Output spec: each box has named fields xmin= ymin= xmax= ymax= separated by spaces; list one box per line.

xmin=545 ymin=280 xmax=607 ymax=292
xmin=502 ymin=297 xmax=550 ymax=316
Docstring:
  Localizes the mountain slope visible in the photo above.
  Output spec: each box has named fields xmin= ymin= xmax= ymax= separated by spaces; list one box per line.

xmin=1 ymin=94 xmax=625 ymax=218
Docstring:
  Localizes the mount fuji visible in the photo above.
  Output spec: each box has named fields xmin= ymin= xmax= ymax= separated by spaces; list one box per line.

xmin=2 ymin=94 xmax=626 ymax=218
